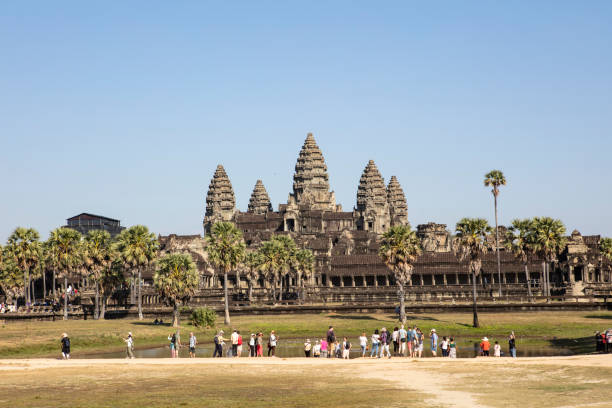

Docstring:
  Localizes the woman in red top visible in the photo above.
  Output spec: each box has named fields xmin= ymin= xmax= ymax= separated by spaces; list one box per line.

xmin=480 ymin=337 xmax=491 ymax=356
xmin=236 ymin=331 xmax=243 ymax=357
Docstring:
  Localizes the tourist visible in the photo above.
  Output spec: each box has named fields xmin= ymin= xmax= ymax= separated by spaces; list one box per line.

xmin=392 ymin=327 xmax=400 ymax=356
xmin=326 ymin=326 xmax=335 ymax=358
xmin=370 ymin=329 xmax=380 ymax=358
xmin=304 ymin=338 xmax=312 ymax=357
xmin=268 ymin=330 xmax=278 ymax=357
xmin=61 ymin=333 xmax=70 ymax=359
xmin=249 ymin=333 xmax=256 ymax=357
xmin=449 ymin=337 xmax=457 ymax=358
xmin=480 ymin=337 xmax=490 ymax=356
xmin=334 ymin=340 xmax=342 ymax=358
xmin=596 ymin=331 xmax=603 ymax=353
xmin=189 ymin=332 xmax=197 ymax=358
xmin=412 ymin=326 xmax=419 ymax=358
xmin=441 ymin=336 xmax=448 ymax=357
xmin=416 ymin=328 xmax=424 ymax=358
xmin=399 ymin=325 xmax=407 ymax=356
xmin=342 ymin=337 xmax=351 ymax=359
xmin=359 ymin=332 xmax=368 ymax=357
xmin=430 ymin=329 xmax=438 ymax=357
xmin=169 ymin=332 xmax=181 ymax=358
xmin=125 ymin=332 xmax=135 ymax=359
xmin=406 ymin=325 xmax=414 ymax=357
xmin=236 ymin=331 xmax=243 ymax=357
xmin=509 ymin=332 xmax=517 ymax=358
xmin=231 ymin=329 xmax=239 ymax=357
xmin=494 ymin=341 xmax=501 ymax=357
xmin=606 ymin=329 xmax=612 ymax=353
xmin=256 ymin=332 xmax=264 ymax=357
xmin=313 ymin=340 xmax=321 ymax=357
xmin=320 ymin=338 xmax=328 ymax=358
xmin=213 ymin=330 xmax=225 ymax=358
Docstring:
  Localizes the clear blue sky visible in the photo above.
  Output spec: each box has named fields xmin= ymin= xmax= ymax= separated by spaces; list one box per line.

xmin=1 ymin=1 xmax=611 ymax=242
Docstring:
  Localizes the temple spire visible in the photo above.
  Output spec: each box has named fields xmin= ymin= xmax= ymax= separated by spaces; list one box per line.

xmin=203 ymin=164 xmax=236 ymax=234
xmin=356 ymin=160 xmax=390 ymax=233
xmin=387 ymin=175 xmax=408 ymax=226
xmin=248 ymin=180 xmax=273 ymax=214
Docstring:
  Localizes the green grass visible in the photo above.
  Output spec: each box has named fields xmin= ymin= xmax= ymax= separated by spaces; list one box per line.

xmin=1 ymin=310 xmax=611 ymax=358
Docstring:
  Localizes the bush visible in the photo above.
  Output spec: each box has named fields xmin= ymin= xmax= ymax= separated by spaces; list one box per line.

xmin=190 ymin=307 xmax=217 ymax=328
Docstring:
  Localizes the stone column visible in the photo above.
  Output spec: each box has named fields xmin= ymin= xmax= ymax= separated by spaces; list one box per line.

xmin=431 ymin=274 xmax=436 ymax=286
xmin=374 ymin=275 xmax=378 ymax=287
xmin=455 ymin=273 xmax=459 ymax=285
xmin=351 ymin=276 xmax=355 ymax=287
xmin=420 ymin=274 xmax=424 ymax=286
xmin=384 ymin=275 xmax=390 ymax=286
xmin=443 ymin=274 xmax=448 ymax=285
xmin=503 ymin=273 xmax=507 ymax=284
xmin=363 ymin=275 xmax=368 ymax=287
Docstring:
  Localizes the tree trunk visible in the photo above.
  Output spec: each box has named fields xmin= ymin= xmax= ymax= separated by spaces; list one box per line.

xmin=63 ymin=277 xmax=68 ymax=320
xmin=223 ymin=271 xmax=230 ymax=326
xmin=297 ymin=272 xmax=303 ymax=305
xmin=172 ymin=302 xmax=180 ymax=328
xmin=494 ymin=195 xmax=502 ymax=297
xmin=94 ymin=282 xmax=100 ymax=320
xmin=235 ymin=269 xmax=240 ymax=294
xmin=472 ymin=272 xmax=479 ymax=328
xmin=546 ymin=262 xmax=551 ymax=300
xmin=52 ymin=270 xmax=56 ymax=298
xmin=524 ymin=264 xmax=533 ymax=301
xmin=398 ymin=281 xmax=406 ymax=324
xmin=43 ymin=270 xmax=47 ymax=302
xmin=31 ymin=279 xmax=36 ymax=305
xmin=271 ymin=277 xmax=277 ymax=306
xmin=100 ymin=296 xmax=106 ymax=320
xmin=248 ymin=281 xmax=253 ymax=303
xmin=24 ymin=267 xmax=29 ymax=310
xmin=278 ymin=274 xmax=283 ymax=303
xmin=138 ymin=268 xmax=143 ymax=320
xmin=130 ymin=273 xmax=135 ymax=305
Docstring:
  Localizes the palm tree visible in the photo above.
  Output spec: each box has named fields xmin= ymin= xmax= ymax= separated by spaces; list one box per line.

xmin=83 ymin=230 xmax=115 ymax=319
xmin=44 ymin=229 xmax=63 ymax=299
xmin=531 ymin=217 xmax=566 ymax=300
xmin=271 ymin=235 xmax=297 ymax=302
xmin=154 ymin=253 xmax=199 ymax=327
xmin=455 ymin=218 xmax=492 ymax=328
xmin=99 ymin=259 xmax=127 ymax=319
xmin=46 ymin=228 xmax=83 ymax=320
xmin=599 ymin=238 xmax=612 ymax=283
xmin=484 ymin=170 xmax=506 ymax=296
xmin=256 ymin=239 xmax=282 ymax=305
xmin=293 ymin=249 xmax=315 ymax=304
xmin=114 ymin=226 xmax=159 ymax=320
xmin=379 ymin=225 xmax=422 ymax=324
xmin=0 ymin=246 xmax=24 ymax=309
xmin=6 ymin=227 xmax=42 ymax=308
xmin=506 ymin=219 xmax=536 ymax=301
xmin=243 ymin=251 xmax=261 ymax=303
xmin=205 ymin=222 xmax=246 ymax=325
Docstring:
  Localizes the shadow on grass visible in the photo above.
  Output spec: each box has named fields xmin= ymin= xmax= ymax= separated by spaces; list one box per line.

xmin=329 ymin=315 xmax=377 ymax=321
xmin=585 ymin=314 xmax=612 ymax=320
xmin=131 ymin=321 xmax=172 ymax=327
xmin=549 ymin=336 xmax=595 ymax=354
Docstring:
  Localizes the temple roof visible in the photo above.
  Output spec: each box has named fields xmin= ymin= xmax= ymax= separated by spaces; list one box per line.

xmin=356 ymin=160 xmax=387 ymax=211
xmin=247 ymin=180 xmax=273 ymax=214
xmin=387 ymin=175 xmax=408 ymax=225
xmin=205 ymin=164 xmax=236 ymax=217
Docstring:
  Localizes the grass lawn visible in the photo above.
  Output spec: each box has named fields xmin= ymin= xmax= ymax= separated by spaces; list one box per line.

xmin=1 ymin=310 xmax=611 ymax=358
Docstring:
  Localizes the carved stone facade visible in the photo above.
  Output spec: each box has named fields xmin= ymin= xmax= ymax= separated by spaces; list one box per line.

xmin=417 ymin=223 xmax=452 ymax=253
xmin=247 ymin=180 xmax=273 ymax=215
xmin=203 ymin=165 xmax=237 ymax=234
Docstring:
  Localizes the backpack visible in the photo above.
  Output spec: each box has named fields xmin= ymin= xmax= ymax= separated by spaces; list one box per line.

xmin=345 ymin=341 xmax=351 ymax=350
xmin=64 ymin=338 xmax=70 ymax=348
xmin=214 ymin=335 xmax=219 ymax=345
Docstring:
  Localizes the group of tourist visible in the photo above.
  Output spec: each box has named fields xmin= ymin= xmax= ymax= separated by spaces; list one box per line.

xmin=595 ymin=329 xmax=612 ymax=353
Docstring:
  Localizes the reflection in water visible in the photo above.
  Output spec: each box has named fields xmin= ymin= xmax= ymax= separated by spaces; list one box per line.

xmin=79 ymin=339 xmax=574 ymax=360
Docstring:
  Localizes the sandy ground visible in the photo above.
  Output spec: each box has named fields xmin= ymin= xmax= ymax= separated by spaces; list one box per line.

xmin=1 ymin=354 xmax=611 ymax=408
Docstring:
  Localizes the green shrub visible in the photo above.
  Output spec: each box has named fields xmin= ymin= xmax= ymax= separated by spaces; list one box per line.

xmin=190 ymin=307 xmax=217 ymax=328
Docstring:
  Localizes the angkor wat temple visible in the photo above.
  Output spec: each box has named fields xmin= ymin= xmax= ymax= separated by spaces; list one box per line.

xmin=157 ymin=133 xmax=612 ymax=304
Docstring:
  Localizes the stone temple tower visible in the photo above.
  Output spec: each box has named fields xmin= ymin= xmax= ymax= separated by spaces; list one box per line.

xmin=287 ymin=133 xmax=338 ymax=212
xmin=247 ymin=180 xmax=273 ymax=214
xmin=356 ymin=160 xmax=390 ymax=234
xmin=203 ymin=164 xmax=237 ymax=234
xmin=387 ymin=175 xmax=408 ymax=227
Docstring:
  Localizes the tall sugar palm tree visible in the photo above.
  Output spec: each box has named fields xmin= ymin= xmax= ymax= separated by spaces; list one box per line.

xmin=244 ymin=251 xmax=261 ymax=303
xmin=154 ymin=253 xmax=199 ymax=327
xmin=46 ymin=228 xmax=83 ymax=320
xmin=271 ymin=235 xmax=297 ymax=302
xmin=506 ymin=218 xmax=536 ymax=301
xmin=205 ymin=222 xmax=246 ymax=325
xmin=114 ymin=225 xmax=159 ymax=320
xmin=379 ymin=225 xmax=422 ymax=324
xmin=0 ymin=246 xmax=23 ymax=309
xmin=6 ymin=227 xmax=42 ymax=309
xmin=531 ymin=217 xmax=566 ymax=300
xmin=599 ymin=238 xmax=612 ymax=283
xmin=455 ymin=218 xmax=492 ymax=328
xmin=256 ymin=239 xmax=282 ymax=305
xmin=99 ymin=259 xmax=126 ymax=319
xmin=293 ymin=248 xmax=315 ymax=304
xmin=484 ymin=170 xmax=506 ymax=296
xmin=44 ymin=230 xmax=63 ymax=299
xmin=83 ymin=230 xmax=115 ymax=319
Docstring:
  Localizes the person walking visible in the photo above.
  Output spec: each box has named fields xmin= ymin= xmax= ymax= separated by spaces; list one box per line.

xmin=334 ymin=340 xmax=342 ymax=358
xmin=213 ymin=330 xmax=225 ymax=358
xmin=392 ymin=327 xmax=400 ymax=356
xmin=494 ymin=341 xmax=501 ymax=357
xmin=125 ymin=332 xmax=135 ymax=359
xmin=230 ymin=329 xmax=239 ymax=357
xmin=416 ymin=328 xmax=424 ymax=358
xmin=61 ymin=333 xmax=71 ymax=360
xmin=606 ymin=329 xmax=612 ymax=353
xmin=256 ymin=332 xmax=264 ymax=357
xmin=399 ymin=325 xmax=407 ymax=356
xmin=449 ymin=337 xmax=457 ymax=358
xmin=304 ymin=339 xmax=312 ymax=357
xmin=168 ymin=332 xmax=179 ymax=358
xmin=509 ymin=332 xmax=517 ymax=358
xmin=370 ymin=329 xmax=380 ymax=358
xmin=268 ymin=330 xmax=278 ymax=357
xmin=189 ymin=332 xmax=197 ymax=358
xmin=326 ymin=326 xmax=335 ymax=358
xmin=359 ymin=332 xmax=368 ymax=357
xmin=313 ymin=340 xmax=321 ymax=357
xmin=236 ymin=331 xmax=243 ymax=357
xmin=320 ymin=338 xmax=328 ymax=358
xmin=480 ymin=337 xmax=491 ymax=356
xmin=430 ymin=329 xmax=438 ymax=357
xmin=440 ymin=336 xmax=448 ymax=357
xmin=249 ymin=333 xmax=256 ymax=357
xmin=342 ymin=337 xmax=351 ymax=359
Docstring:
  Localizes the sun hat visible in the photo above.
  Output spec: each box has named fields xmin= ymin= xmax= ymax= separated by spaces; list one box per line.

xmin=431 ymin=329 xmax=436 ymax=332
xmin=483 ymin=337 xmax=488 ymax=341
xmin=128 ymin=332 xmax=132 ymax=336
xmin=62 ymin=333 xmax=67 ymax=338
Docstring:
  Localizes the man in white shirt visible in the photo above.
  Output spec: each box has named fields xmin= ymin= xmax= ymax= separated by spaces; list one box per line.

xmin=399 ymin=325 xmax=407 ymax=356
xmin=231 ymin=329 xmax=239 ymax=357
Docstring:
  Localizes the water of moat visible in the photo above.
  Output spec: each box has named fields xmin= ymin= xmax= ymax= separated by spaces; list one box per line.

xmin=79 ymin=340 xmax=575 ymax=359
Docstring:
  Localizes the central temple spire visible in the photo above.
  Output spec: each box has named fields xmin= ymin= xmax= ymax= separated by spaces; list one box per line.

xmin=288 ymin=133 xmax=337 ymax=211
